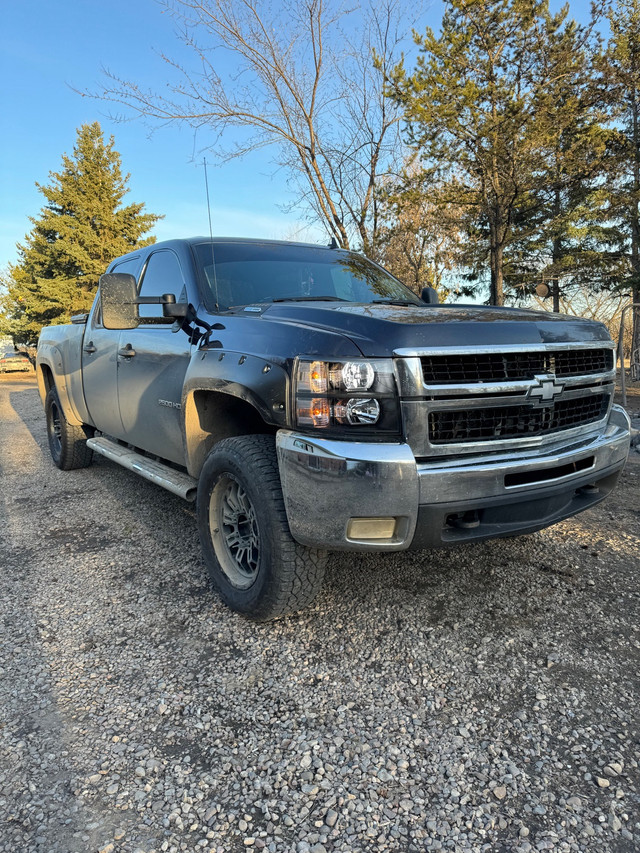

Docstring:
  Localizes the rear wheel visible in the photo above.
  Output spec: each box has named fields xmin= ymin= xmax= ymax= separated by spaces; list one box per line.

xmin=197 ymin=434 xmax=327 ymax=620
xmin=45 ymin=387 xmax=93 ymax=470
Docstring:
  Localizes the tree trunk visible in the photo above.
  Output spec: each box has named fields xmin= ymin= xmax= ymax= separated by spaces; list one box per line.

xmin=631 ymin=79 xmax=640 ymax=373
xmin=489 ymin=215 xmax=505 ymax=306
xmin=494 ymin=244 xmax=504 ymax=307
xmin=490 ymin=242 xmax=504 ymax=305
xmin=552 ymin=186 xmax=562 ymax=314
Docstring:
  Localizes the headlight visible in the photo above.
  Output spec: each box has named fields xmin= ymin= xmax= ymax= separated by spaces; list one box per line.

xmin=339 ymin=361 xmax=375 ymax=391
xmin=293 ymin=358 xmax=400 ymax=435
xmin=335 ymin=398 xmax=380 ymax=425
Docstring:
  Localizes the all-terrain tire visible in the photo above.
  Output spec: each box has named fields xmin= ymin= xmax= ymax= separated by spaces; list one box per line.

xmin=45 ymin=387 xmax=94 ymax=470
xmin=197 ymin=434 xmax=327 ymax=620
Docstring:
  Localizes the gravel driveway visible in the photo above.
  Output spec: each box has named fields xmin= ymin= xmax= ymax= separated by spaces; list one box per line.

xmin=1 ymin=374 xmax=639 ymax=853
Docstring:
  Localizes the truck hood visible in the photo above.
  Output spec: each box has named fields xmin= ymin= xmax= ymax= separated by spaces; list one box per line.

xmin=260 ymin=302 xmax=611 ymax=357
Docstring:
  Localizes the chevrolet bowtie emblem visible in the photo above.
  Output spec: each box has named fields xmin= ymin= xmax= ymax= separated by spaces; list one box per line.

xmin=528 ymin=374 xmax=565 ymax=404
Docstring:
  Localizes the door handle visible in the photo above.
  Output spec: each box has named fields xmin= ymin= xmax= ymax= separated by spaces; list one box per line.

xmin=118 ymin=344 xmax=136 ymax=358
xmin=83 ymin=341 xmax=97 ymax=354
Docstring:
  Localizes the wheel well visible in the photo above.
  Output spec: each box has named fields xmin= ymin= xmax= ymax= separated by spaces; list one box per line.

xmin=37 ymin=363 xmax=55 ymax=408
xmin=39 ymin=363 xmax=54 ymax=394
xmin=185 ymin=390 xmax=275 ymax=478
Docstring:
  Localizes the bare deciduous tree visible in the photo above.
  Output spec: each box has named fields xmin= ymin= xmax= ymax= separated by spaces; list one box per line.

xmin=376 ymin=159 xmax=469 ymax=297
xmin=91 ymin=0 xmax=416 ymax=253
xmin=532 ymin=284 xmax=630 ymax=349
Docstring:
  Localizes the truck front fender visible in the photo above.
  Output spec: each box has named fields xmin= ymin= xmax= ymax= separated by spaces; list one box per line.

xmin=182 ymin=349 xmax=289 ymax=478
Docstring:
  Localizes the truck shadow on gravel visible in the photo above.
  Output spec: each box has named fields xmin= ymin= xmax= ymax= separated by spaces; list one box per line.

xmin=5 ymin=379 xmax=44 ymax=440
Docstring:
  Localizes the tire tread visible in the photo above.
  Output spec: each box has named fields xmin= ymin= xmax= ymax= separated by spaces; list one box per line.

xmin=198 ymin=434 xmax=327 ymax=620
xmin=45 ymin=388 xmax=93 ymax=471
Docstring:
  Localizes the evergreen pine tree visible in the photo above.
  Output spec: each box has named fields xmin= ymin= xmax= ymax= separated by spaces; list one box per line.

xmin=388 ymin=0 xmax=582 ymax=305
xmin=2 ymin=122 xmax=161 ymax=342
xmin=602 ymin=0 xmax=640 ymax=363
xmin=504 ymin=12 xmax=621 ymax=311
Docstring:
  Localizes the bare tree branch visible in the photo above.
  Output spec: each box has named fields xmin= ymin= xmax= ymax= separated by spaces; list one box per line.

xmin=84 ymin=0 xmax=419 ymax=251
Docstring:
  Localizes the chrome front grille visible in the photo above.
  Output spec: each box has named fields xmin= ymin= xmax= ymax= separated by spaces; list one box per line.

xmin=420 ymin=348 xmax=613 ymax=384
xmin=428 ymin=392 xmax=609 ymax=444
xmin=394 ymin=343 xmax=617 ymax=458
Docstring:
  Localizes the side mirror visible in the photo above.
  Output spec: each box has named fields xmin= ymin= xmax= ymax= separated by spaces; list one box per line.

xmin=100 ymin=273 xmax=139 ymax=330
xmin=421 ymin=286 xmax=439 ymax=305
xmin=99 ymin=273 xmax=190 ymax=329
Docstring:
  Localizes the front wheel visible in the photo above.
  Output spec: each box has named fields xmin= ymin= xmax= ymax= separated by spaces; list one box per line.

xmin=45 ymin=387 xmax=93 ymax=470
xmin=197 ymin=435 xmax=327 ymax=620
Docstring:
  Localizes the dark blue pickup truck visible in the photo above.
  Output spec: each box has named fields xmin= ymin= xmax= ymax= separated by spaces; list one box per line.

xmin=36 ymin=237 xmax=630 ymax=619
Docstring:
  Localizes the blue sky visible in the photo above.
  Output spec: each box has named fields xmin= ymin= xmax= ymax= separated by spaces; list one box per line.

xmin=1 ymin=0 xmax=332 ymax=269
xmin=0 ymin=0 xmax=594 ymax=271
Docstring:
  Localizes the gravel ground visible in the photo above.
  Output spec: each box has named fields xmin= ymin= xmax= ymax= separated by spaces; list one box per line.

xmin=1 ymin=373 xmax=639 ymax=853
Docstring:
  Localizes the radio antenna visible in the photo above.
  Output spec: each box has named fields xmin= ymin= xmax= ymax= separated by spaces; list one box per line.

xmin=202 ymin=157 xmax=220 ymax=311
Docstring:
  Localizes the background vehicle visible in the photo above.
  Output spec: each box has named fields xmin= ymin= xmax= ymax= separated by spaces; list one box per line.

xmin=0 ymin=352 xmax=33 ymax=373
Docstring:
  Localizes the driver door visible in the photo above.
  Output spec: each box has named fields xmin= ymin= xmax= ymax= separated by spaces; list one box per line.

xmin=116 ymin=249 xmax=193 ymax=465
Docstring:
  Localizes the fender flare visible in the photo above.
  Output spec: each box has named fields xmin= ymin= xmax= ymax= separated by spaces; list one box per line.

xmin=182 ymin=350 xmax=290 ymax=478
xmin=36 ymin=343 xmax=86 ymax=426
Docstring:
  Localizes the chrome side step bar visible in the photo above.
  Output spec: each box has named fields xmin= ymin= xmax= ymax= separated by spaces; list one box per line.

xmin=86 ymin=436 xmax=198 ymax=501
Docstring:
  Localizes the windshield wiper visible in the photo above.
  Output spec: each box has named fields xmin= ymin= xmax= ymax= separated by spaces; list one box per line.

xmin=271 ymin=295 xmax=348 ymax=303
xmin=371 ymin=298 xmax=423 ymax=307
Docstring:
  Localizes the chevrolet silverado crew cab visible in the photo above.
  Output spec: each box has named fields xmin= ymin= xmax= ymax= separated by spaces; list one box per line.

xmin=36 ymin=237 xmax=631 ymax=619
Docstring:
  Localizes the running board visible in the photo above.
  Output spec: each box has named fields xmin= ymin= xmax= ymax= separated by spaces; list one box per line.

xmin=87 ymin=436 xmax=198 ymax=501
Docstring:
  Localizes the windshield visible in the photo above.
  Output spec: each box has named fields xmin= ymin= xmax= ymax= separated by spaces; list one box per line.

xmin=194 ymin=242 xmax=423 ymax=310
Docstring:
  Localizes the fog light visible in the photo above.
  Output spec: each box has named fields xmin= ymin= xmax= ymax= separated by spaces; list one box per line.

xmin=347 ymin=517 xmax=397 ymax=540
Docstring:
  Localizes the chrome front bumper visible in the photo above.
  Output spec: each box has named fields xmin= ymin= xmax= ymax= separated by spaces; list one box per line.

xmin=275 ymin=405 xmax=631 ymax=551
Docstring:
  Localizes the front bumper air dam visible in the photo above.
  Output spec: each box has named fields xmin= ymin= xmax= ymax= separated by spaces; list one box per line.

xmin=275 ymin=405 xmax=631 ymax=551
